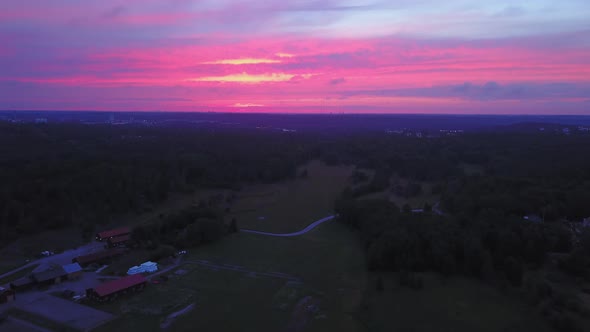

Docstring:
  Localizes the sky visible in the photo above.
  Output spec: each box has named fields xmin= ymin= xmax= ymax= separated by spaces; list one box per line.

xmin=1 ymin=0 xmax=590 ymax=114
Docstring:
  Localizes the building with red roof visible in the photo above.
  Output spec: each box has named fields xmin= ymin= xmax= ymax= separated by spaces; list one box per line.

xmin=86 ymin=274 xmax=147 ymax=301
xmin=107 ymin=234 xmax=131 ymax=248
xmin=73 ymin=248 xmax=126 ymax=266
xmin=96 ymin=227 xmax=130 ymax=241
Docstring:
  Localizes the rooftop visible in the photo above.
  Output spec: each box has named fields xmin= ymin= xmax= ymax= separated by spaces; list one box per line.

xmin=108 ymin=234 xmax=130 ymax=244
xmin=10 ymin=276 xmax=35 ymax=287
xmin=75 ymin=248 xmax=126 ymax=264
xmin=93 ymin=274 xmax=147 ymax=297
xmin=62 ymin=262 xmax=82 ymax=274
xmin=33 ymin=266 xmax=66 ymax=282
xmin=97 ymin=227 xmax=130 ymax=240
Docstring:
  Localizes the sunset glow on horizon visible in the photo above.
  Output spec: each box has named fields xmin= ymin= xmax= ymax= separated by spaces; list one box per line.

xmin=1 ymin=0 xmax=590 ymax=114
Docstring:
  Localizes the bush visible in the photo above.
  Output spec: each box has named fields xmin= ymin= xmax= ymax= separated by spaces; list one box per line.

xmin=149 ymin=245 xmax=175 ymax=262
xmin=503 ymin=256 xmax=523 ymax=287
xmin=547 ymin=311 xmax=582 ymax=332
xmin=351 ymin=170 xmax=369 ymax=184
xmin=402 ymin=204 xmax=411 ymax=214
xmin=398 ymin=271 xmax=424 ymax=290
xmin=524 ymin=276 xmax=553 ymax=304
xmin=376 ymin=276 xmax=384 ymax=292
xmin=228 ymin=218 xmax=238 ymax=234
xmin=559 ymin=250 xmax=588 ymax=277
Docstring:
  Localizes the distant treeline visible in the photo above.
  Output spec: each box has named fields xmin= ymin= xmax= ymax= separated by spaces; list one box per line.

xmin=0 ymin=123 xmax=314 ymax=242
xmin=2 ymin=121 xmax=590 ymax=246
xmin=322 ymin=132 xmax=590 ymax=220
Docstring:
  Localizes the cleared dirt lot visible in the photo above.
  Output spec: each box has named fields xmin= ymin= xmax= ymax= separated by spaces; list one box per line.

xmin=14 ymin=292 xmax=114 ymax=331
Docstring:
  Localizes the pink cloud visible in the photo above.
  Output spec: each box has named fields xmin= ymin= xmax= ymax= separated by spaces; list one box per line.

xmin=1 ymin=1 xmax=590 ymax=114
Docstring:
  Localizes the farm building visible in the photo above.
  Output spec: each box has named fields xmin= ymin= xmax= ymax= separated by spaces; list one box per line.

xmin=0 ymin=287 xmax=15 ymax=303
xmin=62 ymin=263 xmax=83 ymax=279
xmin=32 ymin=266 xmax=67 ymax=286
xmin=10 ymin=276 xmax=35 ymax=291
xmin=127 ymin=261 xmax=158 ymax=275
xmin=86 ymin=274 xmax=147 ymax=302
xmin=107 ymin=234 xmax=131 ymax=248
xmin=73 ymin=248 xmax=126 ymax=266
xmin=96 ymin=227 xmax=130 ymax=241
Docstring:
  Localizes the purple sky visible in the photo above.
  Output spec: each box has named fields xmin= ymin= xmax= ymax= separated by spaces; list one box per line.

xmin=1 ymin=0 xmax=589 ymax=113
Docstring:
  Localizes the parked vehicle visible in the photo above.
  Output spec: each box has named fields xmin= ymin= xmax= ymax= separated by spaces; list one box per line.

xmin=40 ymin=250 xmax=55 ymax=257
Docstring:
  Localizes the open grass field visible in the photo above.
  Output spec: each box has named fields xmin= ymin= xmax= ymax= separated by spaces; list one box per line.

xmin=362 ymin=273 xmax=553 ymax=332
xmin=230 ymin=160 xmax=354 ymax=233
xmin=95 ymin=266 xmax=285 ymax=331
xmin=94 ymin=220 xmax=367 ymax=332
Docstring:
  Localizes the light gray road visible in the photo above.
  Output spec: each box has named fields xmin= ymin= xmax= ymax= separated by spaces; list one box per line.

xmin=240 ymin=215 xmax=336 ymax=237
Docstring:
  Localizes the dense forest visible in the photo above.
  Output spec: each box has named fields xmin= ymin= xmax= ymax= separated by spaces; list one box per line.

xmin=130 ymin=205 xmax=230 ymax=261
xmin=2 ymin=121 xmax=590 ymax=329
xmin=2 ymin=122 xmax=590 ymax=244
xmin=0 ymin=123 xmax=315 ymax=241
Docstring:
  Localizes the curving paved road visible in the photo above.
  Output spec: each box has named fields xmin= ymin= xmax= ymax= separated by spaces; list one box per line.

xmin=240 ymin=215 xmax=336 ymax=237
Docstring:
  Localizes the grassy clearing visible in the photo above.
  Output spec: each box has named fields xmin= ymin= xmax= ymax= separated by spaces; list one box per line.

xmin=231 ymin=160 xmax=354 ymax=233
xmin=0 ymin=264 xmax=39 ymax=285
xmin=94 ymin=220 xmax=367 ymax=332
xmin=94 ymin=264 xmax=286 ymax=332
xmin=362 ymin=273 xmax=553 ymax=332
xmin=180 ymin=222 xmax=367 ymax=332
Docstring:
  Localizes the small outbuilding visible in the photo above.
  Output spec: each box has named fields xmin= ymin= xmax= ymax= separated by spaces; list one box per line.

xmin=62 ymin=263 xmax=83 ymax=280
xmin=10 ymin=276 xmax=35 ymax=291
xmin=96 ymin=227 xmax=130 ymax=241
xmin=32 ymin=266 xmax=67 ymax=286
xmin=107 ymin=234 xmax=130 ymax=248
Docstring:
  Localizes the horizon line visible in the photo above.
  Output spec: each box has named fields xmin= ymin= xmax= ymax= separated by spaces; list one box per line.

xmin=2 ymin=110 xmax=590 ymax=117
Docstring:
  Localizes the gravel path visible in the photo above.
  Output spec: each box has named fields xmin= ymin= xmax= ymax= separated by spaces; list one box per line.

xmin=240 ymin=215 xmax=336 ymax=237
